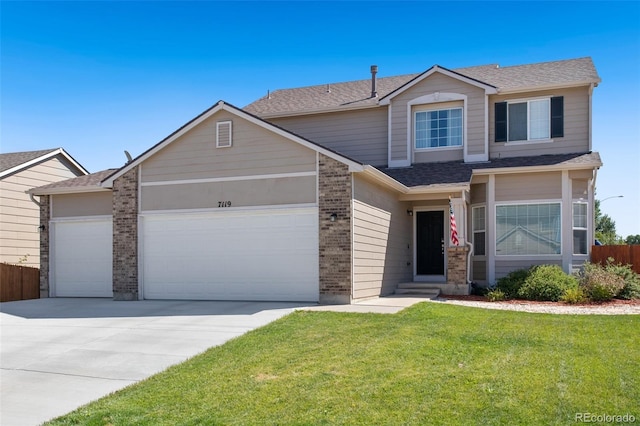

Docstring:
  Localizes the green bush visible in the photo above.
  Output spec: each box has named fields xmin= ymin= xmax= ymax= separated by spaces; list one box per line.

xmin=602 ymin=260 xmax=640 ymax=300
xmin=560 ymin=287 xmax=587 ymax=304
xmin=495 ymin=268 xmax=530 ymax=299
xmin=486 ymin=289 xmax=506 ymax=302
xmin=578 ymin=262 xmax=626 ymax=302
xmin=517 ymin=265 xmax=578 ymax=301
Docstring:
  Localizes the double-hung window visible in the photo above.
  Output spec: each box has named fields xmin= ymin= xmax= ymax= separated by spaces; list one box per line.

xmin=472 ymin=206 xmax=486 ymax=256
xmin=495 ymin=96 xmax=563 ymax=142
xmin=573 ymin=202 xmax=588 ymax=255
xmin=415 ymin=107 xmax=463 ymax=149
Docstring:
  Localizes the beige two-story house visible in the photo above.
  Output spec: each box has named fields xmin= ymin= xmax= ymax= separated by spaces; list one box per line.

xmin=31 ymin=57 xmax=602 ymax=303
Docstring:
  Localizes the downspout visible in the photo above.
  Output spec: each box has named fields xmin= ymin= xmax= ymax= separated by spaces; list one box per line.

xmin=29 ymin=192 xmax=43 ymax=207
xmin=463 ymin=197 xmax=474 ymax=284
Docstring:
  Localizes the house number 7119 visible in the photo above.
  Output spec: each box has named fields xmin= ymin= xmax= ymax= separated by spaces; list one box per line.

xmin=218 ymin=201 xmax=232 ymax=208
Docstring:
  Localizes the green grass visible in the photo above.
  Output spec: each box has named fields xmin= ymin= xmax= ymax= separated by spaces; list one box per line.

xmin=47 ymin=303 xmax=639 ymax=425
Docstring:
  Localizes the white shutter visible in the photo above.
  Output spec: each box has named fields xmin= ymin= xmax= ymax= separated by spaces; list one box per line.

xmin=216 ymin=121 xmax=232 ymax=148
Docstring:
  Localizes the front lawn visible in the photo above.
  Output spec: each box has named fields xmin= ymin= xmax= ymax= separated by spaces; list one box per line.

xmin=47 ymin=303 xmax=639 ymax=425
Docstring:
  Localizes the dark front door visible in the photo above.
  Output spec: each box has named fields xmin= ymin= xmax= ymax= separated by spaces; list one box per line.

xmin=416 ymin=211 xmax=445 ymax=276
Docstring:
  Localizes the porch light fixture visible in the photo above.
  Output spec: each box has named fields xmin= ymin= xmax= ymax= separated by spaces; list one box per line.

xmin=407 ymin=210 xmax=413 ymax=216
xmin=38 ymin=224 xmax=46 ymax=232
xmin=330 ymin=213 xmax=337 ymax=222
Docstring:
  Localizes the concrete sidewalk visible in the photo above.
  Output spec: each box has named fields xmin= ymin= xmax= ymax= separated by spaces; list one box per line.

xmin=0 ymin=296 xmax=429 ymax=425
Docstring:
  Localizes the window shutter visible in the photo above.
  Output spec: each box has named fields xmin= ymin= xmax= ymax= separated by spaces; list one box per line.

xmin=216 ymin=121 xmax=232 ymax=148
xmin=550 ymin=96 xmax=564 ymax=138
xmin=494 ymin=102 xmax=507 ymax=142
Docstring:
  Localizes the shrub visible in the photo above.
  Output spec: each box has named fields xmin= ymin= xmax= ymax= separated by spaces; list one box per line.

xmin=495 ymin=268 xmax=530 ymax=299
xmin=560 ymin=287 xmax=587 ymax=304
xmin=578 ymin=262 xmax=625 ymax=302
xmin=517 ymin=265 xmax=578 ymax=301
xmin=602 ymin=260 xmax=640 ymax=300
xmin=486 ymin=289 xmax=506 ymax=302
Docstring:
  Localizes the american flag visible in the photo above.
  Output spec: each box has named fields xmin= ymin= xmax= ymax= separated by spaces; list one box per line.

xmin=449 ymin=200 xmax=459 ymax=246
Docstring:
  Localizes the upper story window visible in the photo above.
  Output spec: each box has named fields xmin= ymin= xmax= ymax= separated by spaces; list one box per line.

xmin=495 ymin=96 xmax=564 ymax=143
xmin=415 ymin=107 xmax=463 ymax=149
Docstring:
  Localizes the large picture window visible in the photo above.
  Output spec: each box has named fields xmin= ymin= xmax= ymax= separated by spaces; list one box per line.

xmin=415 ymin=107 xmax=463 ymax=149
xmin=496 ymin=203 xmax=561 ymax=255
xmin=573 ymin=202 xmax=588 ymax=255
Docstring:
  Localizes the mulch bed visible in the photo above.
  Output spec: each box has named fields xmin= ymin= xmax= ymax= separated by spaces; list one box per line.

xmin=442 ymin=294 xmax=640 ymax=307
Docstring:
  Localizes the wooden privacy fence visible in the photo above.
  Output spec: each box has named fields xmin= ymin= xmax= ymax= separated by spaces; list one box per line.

xmin=591 ymin=245 xmax=640 ymax=274
xmin=1 ymin=263 xmax=40 ymax=302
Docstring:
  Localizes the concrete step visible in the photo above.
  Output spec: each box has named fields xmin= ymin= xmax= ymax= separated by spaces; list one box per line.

xmin=394 ymin=284 xmax=441 ymax=298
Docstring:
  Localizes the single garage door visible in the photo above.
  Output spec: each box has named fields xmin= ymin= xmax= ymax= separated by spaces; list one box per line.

xmin=141 ymin=207 xmax=319 ymax=301
xmin=52 ymin=219 xmax=113 ymax=297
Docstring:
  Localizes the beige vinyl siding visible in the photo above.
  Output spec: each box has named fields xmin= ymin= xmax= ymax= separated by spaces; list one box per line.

xmin=495 ymin=172 xmax=562 ymax=202
xmin=141 ymin=110 xmax=316 ymax=183
xmin=269 ymin=108 xmax=388 ymax=166
xmin=489 ymin=86 xmax=590 ymax=158
xmin=0 ymin=158 xmax=80 ymax=267
xmin=472 ymin=260 xmax=486 ymax=281
xmin=471 ymin=183 xmax=487 ymax=204
xmin=495 ymin=259 xmax=562 ymax=280
xmin=390 ymin=72 xmax=486 ymax=163
xmin=52 ymin=192 xmax=113 ymax=218
xmin=141 ymin=176 xmax=316 ymax=211
xmin=352 ymin=176 xmax=412 ymax=299
xmin=572 ymin=179 xmax=588 ymax=199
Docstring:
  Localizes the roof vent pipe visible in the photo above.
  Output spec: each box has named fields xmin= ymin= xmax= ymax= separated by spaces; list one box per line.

xmin=370 ymin=65 xmax=378 ymax=98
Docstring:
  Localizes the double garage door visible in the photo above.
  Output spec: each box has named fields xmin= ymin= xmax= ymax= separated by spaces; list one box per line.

xmin=52 ymin=208 xmax=319 ymax=301
xmin=142 ymin=207 xmax=319 ymax=302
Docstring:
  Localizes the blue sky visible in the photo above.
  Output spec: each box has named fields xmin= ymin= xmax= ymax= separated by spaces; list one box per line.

xmin=1 ymin=1 xmax=639 ymax=236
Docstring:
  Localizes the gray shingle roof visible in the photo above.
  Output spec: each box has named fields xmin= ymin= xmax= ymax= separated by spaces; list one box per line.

xmin=378 ymin=152 xmax=601 ymax=188
xmin=30 ymin=169 xmax=117 ymax=194
xmin=244 ymin=57 xmax=600 ymax=117
xmin=0 ymin=148 xmax=59 ymax=174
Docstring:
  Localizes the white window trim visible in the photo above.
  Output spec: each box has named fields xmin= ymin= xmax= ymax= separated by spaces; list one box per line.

xmin=494 ymin=200 xmax=563 ymax=258
xmin=472 ymin=204 xmax=486 ymax=257
xmin=572 ymin=201 xmax=589 ymax=255
xmin=414 ymin=106 xmax=464 ymax=151
xmin=406 ymin=93 xmax=467 ymax=163
xmin=216 ymin=120 xmax=233 ymax=148
xmin=504 ymin=96 xmax=553 ymax=144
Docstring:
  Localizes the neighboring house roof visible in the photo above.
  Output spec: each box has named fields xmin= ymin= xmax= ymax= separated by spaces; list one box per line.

xmin=101 ymin=100 xmax=364 ymax=188
xmin=377 ymin=152 xmax=602 ymax=188
xmin=0 ymin=148 xmax=89 ymax=179
xmin=244 ymin=57 xmax=600 ymax=117
xmin=30 ymin=169 xmax=118 ymax=195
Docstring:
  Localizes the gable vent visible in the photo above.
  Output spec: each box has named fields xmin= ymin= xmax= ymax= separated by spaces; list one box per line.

xmin=216 ymin=121 xmax=232 ymax=148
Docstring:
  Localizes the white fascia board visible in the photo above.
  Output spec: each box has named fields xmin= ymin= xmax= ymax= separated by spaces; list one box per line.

xmin=101 ymin=101 xmax=362 ymax=188
xmin=471 ymin=161 xmax=603 ymax=176
xmin=380 ymin=66 xmax=497 ymax=106
xmin=0 ymin=148 xmax=89 ymax=179
xmin=496 ymin=81 xmax=599 ymax=95
xmin=28 ymin=186 xmax=111 ymax=196
xmin=405 ymin=184 xmax=470 ymax=195
xmin=360 ymin=166 xmax=408 ymax=193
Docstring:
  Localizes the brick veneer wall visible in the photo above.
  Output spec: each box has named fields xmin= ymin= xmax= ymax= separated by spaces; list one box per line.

xmin=318 ymin=154 xmax=352 ymax=304
xmin=112 ymin=168 xmax=138 ymax=300
xmin=447 ymin=246 xmax=469 ymax=285
xmin=39 ymin=195 xmax=50 ymax=298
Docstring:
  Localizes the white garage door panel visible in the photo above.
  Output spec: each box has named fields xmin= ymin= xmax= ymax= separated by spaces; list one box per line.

xmin=53 ymin=220 xmax=113 ymax=297
xmin=142 ymin=208 xmax=318 ymax=301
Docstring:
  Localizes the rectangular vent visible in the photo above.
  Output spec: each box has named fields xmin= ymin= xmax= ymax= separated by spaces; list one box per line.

xmin=216 ymin=121 xmax=232 ymax=148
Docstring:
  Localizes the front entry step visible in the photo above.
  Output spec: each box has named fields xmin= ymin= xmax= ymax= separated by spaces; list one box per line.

xmin=394 ymin=283 xmax=441 ymax=298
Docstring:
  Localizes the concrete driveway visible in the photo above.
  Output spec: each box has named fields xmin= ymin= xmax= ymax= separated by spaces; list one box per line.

xmin=0 ymin=298 xmax=310 ymax=426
